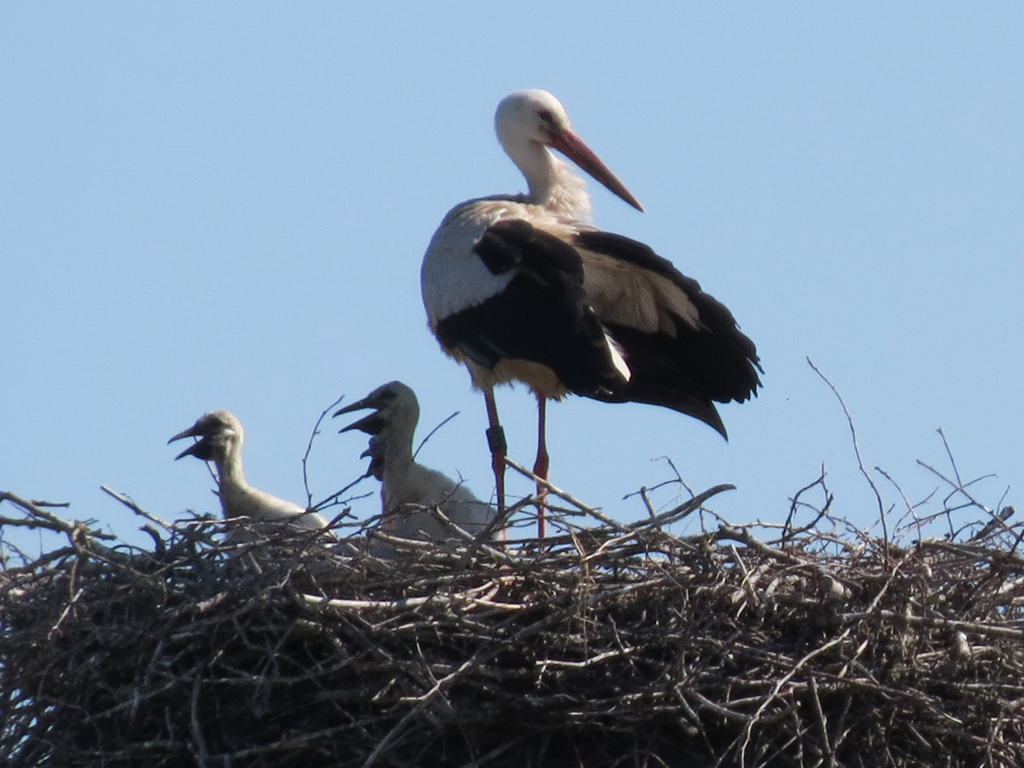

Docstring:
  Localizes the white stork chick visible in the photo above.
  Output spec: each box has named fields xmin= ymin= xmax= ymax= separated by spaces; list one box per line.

xmin=334 ymin=381 xmax=501 ymax=544
xmin=421 ymin=90 xmax=762 ymax=536
xmin=169 ymin=410 xmax=329 ymax=539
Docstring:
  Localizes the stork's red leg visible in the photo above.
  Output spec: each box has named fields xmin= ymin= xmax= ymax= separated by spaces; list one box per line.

xmin=534 ymin=396 xmax=549 ymax=539
xmin=483 ymin=388 xmax=506 ymax=514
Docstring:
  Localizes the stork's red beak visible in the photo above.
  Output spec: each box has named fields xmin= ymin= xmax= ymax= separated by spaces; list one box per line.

xmin=548 ymin=129 xmax=644 ymax=212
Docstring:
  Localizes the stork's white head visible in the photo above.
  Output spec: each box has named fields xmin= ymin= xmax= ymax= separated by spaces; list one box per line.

xmin=495 ymin=89 xmax=572 ymax=151
xmin=169 ymin=410 xmax=244 ymax=463
xmin=494 ymin=90 xmax=643 ymax=213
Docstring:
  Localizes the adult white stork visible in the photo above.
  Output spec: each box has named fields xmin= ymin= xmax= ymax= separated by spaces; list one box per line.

xmin=169 ymin=410 xmax=329 ymax=541
xmin=420 ymin=89 xmax=762 ymax=537
xmin=335 ymin=381 xmax=502 ymax=544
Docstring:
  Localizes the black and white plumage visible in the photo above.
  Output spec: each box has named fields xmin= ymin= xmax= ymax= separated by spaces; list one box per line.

xmin=421 ymin=89 xmax=762 ymax=535
xmin=169 ymin=410 xmax=329 ymax=538
xmin=455 ymin=219 xmax=761 ymax=428
xmin=335 ymin=381 xmax=502 ymax=544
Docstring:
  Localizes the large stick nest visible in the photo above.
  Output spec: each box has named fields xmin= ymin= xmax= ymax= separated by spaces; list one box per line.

xmin=2 ymin=479 xmax=1023 ymax=768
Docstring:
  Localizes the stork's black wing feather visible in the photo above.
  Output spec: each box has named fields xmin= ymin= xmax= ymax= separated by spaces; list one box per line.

xmin=435 ymin=219 xmax=626 ymax=398
xmin=573 ymin=229 xmax=762 ymax=434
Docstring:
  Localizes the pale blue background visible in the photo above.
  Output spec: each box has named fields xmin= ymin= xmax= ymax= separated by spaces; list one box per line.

xmin=3 ymin=4 xmax=1022 ymax=547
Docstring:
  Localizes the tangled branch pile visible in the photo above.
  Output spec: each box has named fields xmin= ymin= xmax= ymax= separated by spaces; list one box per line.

xmin=2 ymin=481 xmax=1023 ymax=768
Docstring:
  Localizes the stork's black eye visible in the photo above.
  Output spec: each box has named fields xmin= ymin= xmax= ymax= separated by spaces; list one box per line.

xmin=537 ymin=109 xmax=554 ymax=124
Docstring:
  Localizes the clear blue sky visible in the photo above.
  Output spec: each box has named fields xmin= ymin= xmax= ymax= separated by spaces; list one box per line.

xmin=3 ymin=3 xmax=1022 ymax=549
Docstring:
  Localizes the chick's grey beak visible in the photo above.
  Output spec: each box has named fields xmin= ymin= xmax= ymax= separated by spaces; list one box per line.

xmin=333 ymin=395 xmax=374 ymax=418
xmin=169 ymin=423 xmax=213 ymax=461
xmin=173 ymin=441 xmax=203 ymax=461
xmin=168 ymin=425 xmax=201 ymax=445
xmin=339 ymin=412 xmax=385 ymax=436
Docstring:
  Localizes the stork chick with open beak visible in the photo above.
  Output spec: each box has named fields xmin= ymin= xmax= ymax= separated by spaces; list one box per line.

xmin=335 ymin=381 xmax=502 ymax=544
xmin=421 ymin=89 xmax=762 ymax=538
xmin=169 ymin=410 xmax=329 ymax=538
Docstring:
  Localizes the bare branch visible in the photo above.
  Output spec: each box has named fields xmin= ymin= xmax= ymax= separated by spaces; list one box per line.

xmin=302 ymin=393 xmax=347 ymax=508
xmin=808 ymin=358 xmax=890 ymax=559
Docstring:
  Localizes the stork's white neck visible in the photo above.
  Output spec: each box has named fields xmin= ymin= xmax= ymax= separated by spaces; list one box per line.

xmin=504 ymin=140 xmax=593 ymax=223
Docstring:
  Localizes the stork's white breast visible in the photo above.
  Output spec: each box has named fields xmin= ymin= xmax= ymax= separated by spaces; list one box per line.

xmin=421 ymin=197 xmax=578 ymax=325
